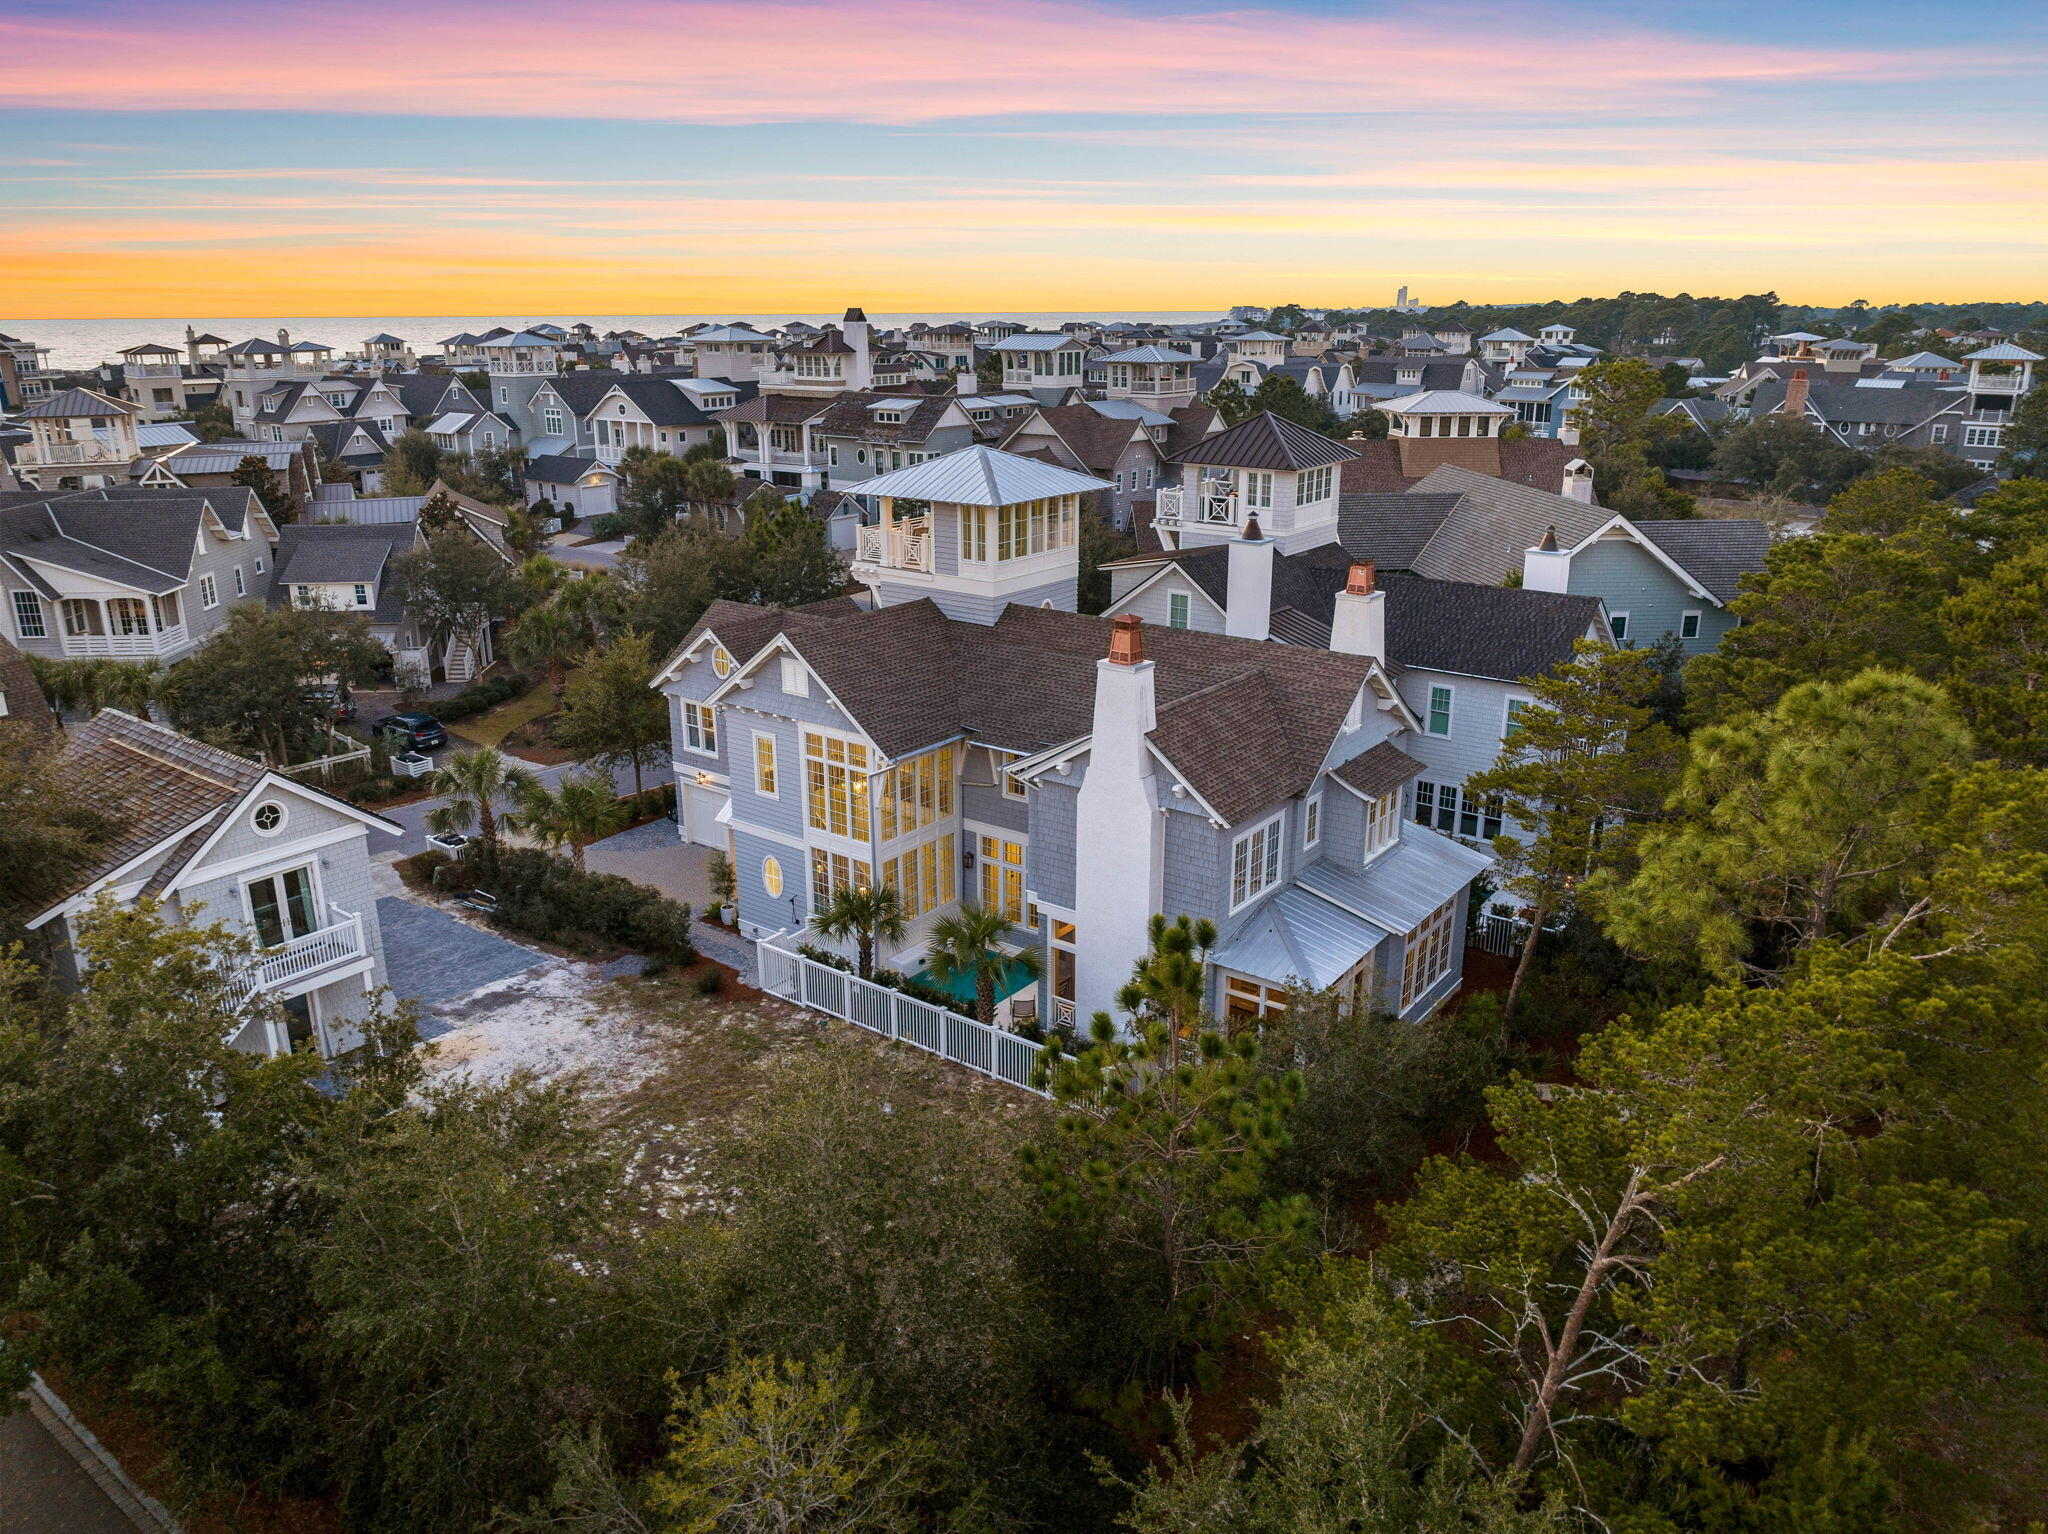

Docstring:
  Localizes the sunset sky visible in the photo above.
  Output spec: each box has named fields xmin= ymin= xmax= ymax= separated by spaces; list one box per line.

xmin=2 ymin=0 xmax=2044 ymax=317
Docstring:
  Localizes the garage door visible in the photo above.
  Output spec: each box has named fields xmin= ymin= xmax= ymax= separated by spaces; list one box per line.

xmin=683 ymin=783 xmax=730 ymax=849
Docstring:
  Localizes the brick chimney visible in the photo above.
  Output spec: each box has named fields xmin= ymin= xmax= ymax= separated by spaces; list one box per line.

xmin=1330 ymin=560 xmax=1386 ymax=661
xmin=1783 ymin=366 xmax=1811 ymax=419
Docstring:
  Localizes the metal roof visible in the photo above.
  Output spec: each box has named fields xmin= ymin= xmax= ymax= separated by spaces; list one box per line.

xmin=1101 ymin=346 xmax=1202 ymax=364
xmin=1210 ymin=884 xmax=1388 ymax=991
xmin=1379 ymin=389 xmax=1514 ymax=415
xmin=854 ymin=444 xmax=1111 ymax=504
xmin=997 ymin=333 xmax=1083 ymax=352
xmin=1966 ymin=342 xmax=2043 ymax=362
xmin=1479 ymin=328 xmax=1536 ymax=342
xmin=1888 ymin=351 xmax=1960 ymax=369
xmin=1086 ymin=399 xmax=1176 ymax=425
xmin=22 ymin=387 xmax=135 ymax=419
xmin=1297 ymin=828 xmax=1492 ymax=934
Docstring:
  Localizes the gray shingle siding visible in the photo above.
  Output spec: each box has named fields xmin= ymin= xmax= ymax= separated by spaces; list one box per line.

xmin=1566 ymin=538 xmax=1734 ymax=656
xmin=1027 ymin=779 xmax=1077 ymax=907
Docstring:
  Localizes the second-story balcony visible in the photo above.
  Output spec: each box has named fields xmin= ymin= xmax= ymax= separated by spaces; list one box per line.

xmin=225 ymin=909 xmax=369 ymax=1005
xmin=62 ymin=622 xmax=189 ymax=659
xmin=25 ymin=438 xmax=132 ymax=466
xmin=855 ymin=520 xmax=933 ymax=573
xmin=1152 ymin=483 xmax=1239 ymax=530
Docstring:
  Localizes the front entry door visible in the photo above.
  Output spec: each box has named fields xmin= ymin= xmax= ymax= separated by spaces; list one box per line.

xmin=249 ymin=867 xmax=318 ymax=948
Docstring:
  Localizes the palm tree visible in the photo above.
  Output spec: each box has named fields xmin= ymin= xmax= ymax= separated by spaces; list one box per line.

xmin=506 ymin=600 xmax=587 ymax=702
xmin=925 ymin=904 xmax=1041 ymax=1028
xmin=508 ymin=769 xmax=629 ymax=874
xmin=427 ymin=746 xmax=539 ymax=862
xmin=812 ymin=883 xmax=907 ymax=979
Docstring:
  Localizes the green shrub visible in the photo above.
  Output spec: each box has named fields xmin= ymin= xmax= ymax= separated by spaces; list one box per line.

xmin=397 ymin=850 xmax=451 ymax=889
xmin=692 ymin=968 xmax=724 ymax=997
xmin=435 ymin=671 xmax=532 ymax=723
xmin=450 ymin=846 xmax=695 ymax=962
xmin=345 ymin=775 xmax=403 ymax=805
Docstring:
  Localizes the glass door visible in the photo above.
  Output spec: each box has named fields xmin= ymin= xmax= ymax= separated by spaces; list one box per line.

xmin=248 ymin=867 xmax=318 ymax=948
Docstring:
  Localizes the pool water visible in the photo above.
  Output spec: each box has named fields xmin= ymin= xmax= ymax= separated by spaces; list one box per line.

xmin=910 ymin=955 xmax=1037 ymax=1003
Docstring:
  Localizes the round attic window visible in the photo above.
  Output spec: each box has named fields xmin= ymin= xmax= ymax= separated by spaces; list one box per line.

xmin=252 ymin=801 xmax=287 ymax=836
xmin=713 ymin=646 xmax=734 ymax=677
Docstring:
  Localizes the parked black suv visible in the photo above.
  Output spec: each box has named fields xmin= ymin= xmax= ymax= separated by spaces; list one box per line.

xmin=373 ymin=712 xmax=447 ymax=751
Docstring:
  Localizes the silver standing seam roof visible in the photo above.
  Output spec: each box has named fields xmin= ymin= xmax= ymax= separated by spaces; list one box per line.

xmin=854 ymin=444 xmax=1112 ymax=505
xmin=1210 ymin=884 xmax=1389 ymax=992
xmin=1297 ymin=829 xmax=1493 ymax=934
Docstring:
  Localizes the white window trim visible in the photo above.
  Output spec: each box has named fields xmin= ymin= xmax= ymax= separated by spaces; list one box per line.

xmin=1167 ymin=591 xmax=1191 ymax=629
xmin=198 ymin=573 xmax=219 ymax=609
xmin=1679 ymin=610 xmax=1702 ymax=640
xmin=1608 ymin=611 xmax=1630 ymax=641
xmin=1303 ymin=792 xmax=1321 ymax=850
xmin=1229 ymin=812 xmax=1285 ymax=913
xmin=1503 ymin=692 xmax=1534 ymax=740
xmin=12 ymin=590 xmax=47 ymax=639
xmin=1427 ymin=682 xmax=1454 ymax=738
xmin=681 ymin=700 xmax=718 ymax=756
xmin=251 ymin=799 xmax=289 ymax=837
xmin=779 ymin=655 xmax=810 ymax=698
xmin=752 ymin=730 xmax=779 ymax=798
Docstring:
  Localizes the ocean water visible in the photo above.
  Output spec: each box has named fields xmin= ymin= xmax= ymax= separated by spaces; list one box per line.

xmin=2 ymin=311 xmax=1229 ymax=371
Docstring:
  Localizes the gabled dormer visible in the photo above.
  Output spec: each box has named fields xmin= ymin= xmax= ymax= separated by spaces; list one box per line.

xmin=1156 ymin=411 xmax=1358 ymax=554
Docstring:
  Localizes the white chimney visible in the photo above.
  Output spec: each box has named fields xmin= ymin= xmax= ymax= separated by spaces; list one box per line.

xmin=957 ymin=369 xmax=979 ymax=396
xmin=841 ymin=306 xmax=873 ymax=390
xmin=1562 ymin=457 xmax=1595 ymax=503
xmin=1075 ymin=616 xmax=1165 ymax=1024
xmin=1329 ymin=561 xmax=1386 ymax=662
xmin=1225 ymin=517 xmax=1274 ymax=642
xmin=1522 ymin=526 xmax=1572 ymax=593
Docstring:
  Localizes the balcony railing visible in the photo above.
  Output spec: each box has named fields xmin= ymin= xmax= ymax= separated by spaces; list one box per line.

xmin=62 ymin=623 xmax=188 ymax=659
xmin=1152 ymin=485 xmax=1238 ymax=527
xmin=228 ymin=910 xmax=367 ymax=1003
xmin=855 ymin=521 xmax=933 ymax=573
xmin=27 ymin=439 xmax=131 ymax=465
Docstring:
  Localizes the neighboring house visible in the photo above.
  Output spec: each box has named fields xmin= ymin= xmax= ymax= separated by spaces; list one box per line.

xmin=845 ymin=444 xmax=1113 ymax=620
xmin=8 ymin=388 xmax=181 ymax=492
xmin=0 ymin=331 xmax=56 ymax=408
xmin=1 ymin=484 xmax=277 ymax=662
xmin=758 ymin=309 xmax=881 ymax=394
xmin=1098 ymin=346 xmax=1204 ymax=409
xmin=116 ymin=342 xmax=221 ymax=421
xmin=810 ymin=391 xmax=981 ymax=489
xmin=1102 ymin=533 xmax=1609 ymax=841
xmin=159 ymin=437 xmax=321 ymax=505
xmin=999 ymin=402 xmax=1174 ymax=527
xmin=1336 ymin=465 xmax=1606 ymax=585
xmin=1341 ymin=393 xmax=1584 ymax=498
xmin=655 ymin=594 xmax=1488 ymax=1031
xmin=1522 ymin=515 xmax=1772 ymax=655
xmin=17 ymin=709 xmax=399 ymax=1060
xmin=718 ymin=393 xmax=838 ymax=491
xmin=528 ymin=373 xmax=754 ymax=464
xmin=525 ymin=453 xmax=622 ymax=519
xmin=268 ymin=486 xmax=512 ymax=683
xmin=1154 ymin=410 xmax=1359 ymax=555
xmin=995 ymin=333 xmax=1091 ymax=401
xmin=686 ymin=324 xmax=781 ymax=383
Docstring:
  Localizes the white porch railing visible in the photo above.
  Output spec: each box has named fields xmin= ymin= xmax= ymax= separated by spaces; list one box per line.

xmin=854 ymin=521 xmax=933 ymax=573
xmin=755 ymin=934 xmax=1052 ymax=1096
xmin=1052 ymin=996 xmax=1077 ymax=1030
xmin=225 ymin=910 xmax=368 ymax=1003
xmin=283 ymin=745 xmax=372 ymax=779
xmin=29 ymin=439 xmax=130 ymax=465
xmin=1152 ymin=485 xmax=1235 ymax=528
xmin=62 ymin=623 xmax=187 ymax=659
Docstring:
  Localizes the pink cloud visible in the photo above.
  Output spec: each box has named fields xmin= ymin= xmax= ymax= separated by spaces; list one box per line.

xmin=0 ymin=0 xmax=2007 ymax=125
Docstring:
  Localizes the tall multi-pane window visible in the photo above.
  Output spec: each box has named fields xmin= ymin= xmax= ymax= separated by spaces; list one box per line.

xmin=1400 ymin=897 xmax=1457 ymax=1008
xmin=881 ymin=832 xmax=956 ymax=920
xmin=978 ymin=835 xmax=1025 ymax=921
xmin=877 ymin=745 xmax=954 ymax=841
xmin=995 ymin=496 xmax=1077 ymax=561
xmin=1303 ymin=794 xmax=1321 ymax=849
xmin=803 ymin=731 xmax=871 ymax=837
xmin=808 ymin=849 xmax=872 ymax=912
xmin=1298 ymin=464 xmax=1332 ymax=503
xmin=1363 ymin=788 xmax=1399 ymax=858
xmin=1243 ymin=471 xmax=1273 ymax=509
xmin=1505 ymin=697 xmax=1532 ymax=740
xmin=1427 ymin=685 xmax=1453 ymax=736
xmin=1230 ymin=815 xmax=1283 ymax=909
xmin=1167 ymin=591 xmax=1191 ymax=629
xmin=754 ymin=733 xmax=778 ymax=797
xmin=12 ymin=591 xmax=46 ymax=639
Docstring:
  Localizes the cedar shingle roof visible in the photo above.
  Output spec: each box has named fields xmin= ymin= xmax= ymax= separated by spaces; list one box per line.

xmin=25 ymin=709 xmax=264 ymax=919
xmin=0 ymin=636 xmax=56 ymax=742
xmin=1000 ymin=403 xmax=1144 ymax=476
xmin=1173 ymin=411 xmax=1360 ymax=471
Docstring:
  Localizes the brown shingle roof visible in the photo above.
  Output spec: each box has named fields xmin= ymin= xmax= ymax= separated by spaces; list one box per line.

xmin=0 ymin=636 xmax=56 ymax=742
xmin=1000 ymin=404 xmax=1144 ymax=477
xmin=1330 ymin=740 xmax=1426 ymax=799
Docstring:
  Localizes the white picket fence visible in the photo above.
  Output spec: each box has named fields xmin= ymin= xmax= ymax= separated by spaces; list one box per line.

xmin=1472 ymin=912 xmax=1532 ymax=957
xmin=754 ymin=934 xmax=1052 ymax=1096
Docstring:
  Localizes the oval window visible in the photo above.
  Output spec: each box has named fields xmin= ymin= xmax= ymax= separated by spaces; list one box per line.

xmin=252 ymin=801 xmax=287 ymax=835
xmin=856 ymin=449 xmax=867 ymax=464
xmin=713 ymin=646 xmax=733 ymax=678
xmin=762 ymin=856 xmax=783 ymax=899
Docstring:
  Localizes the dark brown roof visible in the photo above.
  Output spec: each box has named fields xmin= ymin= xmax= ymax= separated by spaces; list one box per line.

xmin=716 ymin=393 xmax=835 ymax=425
xmin=1172 ymin=410 xmax=1359 ymax=471
xmin=1340 ymin=436 xmax=1572 ymax=496
xmin=0 ymin=636 xmax=56 ymax=742
xmin=814 ymin=390 xmax=956 ymax=445
xmin=1330 ymin=740 xmax=1426 ymax=799
xmin=1164 ymin=402 xmax=1221 ymax=458
xmin=1000 ymin=404 xmax=1144 ymax=477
